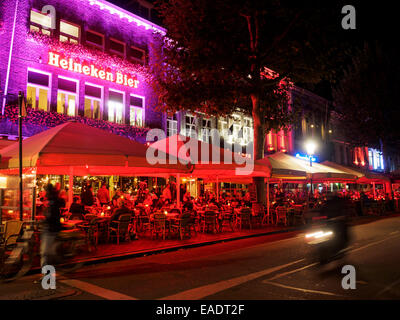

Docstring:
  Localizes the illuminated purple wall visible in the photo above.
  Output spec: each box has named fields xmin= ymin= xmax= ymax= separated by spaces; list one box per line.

xmin=0 ymin=0 xmax=165 ymax=136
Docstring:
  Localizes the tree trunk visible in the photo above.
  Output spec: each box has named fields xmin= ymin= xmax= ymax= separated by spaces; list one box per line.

xmin=251 ymin=93 xmax=266 ymax=205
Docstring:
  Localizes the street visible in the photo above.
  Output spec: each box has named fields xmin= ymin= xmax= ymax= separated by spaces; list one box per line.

xmin=1 ymin=215 xmax=400 ymax=300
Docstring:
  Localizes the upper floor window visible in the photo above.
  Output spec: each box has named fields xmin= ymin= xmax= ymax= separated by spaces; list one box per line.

xmin=108 ymin=90 xmax=124 ymax=124
xmin=130 ymin=95 xmax=144 ymax=127
xmin=243 ymin=118 xmax=253 ymax=145
xmin=86 ymin=30 xmax=104 ymax=50
xmin=26 ymin=69 xmax=51 ymax=112
xmin=60 ymin=20 xmax=80 ymax=44
xmin=184 ymin=114 xmax=197 ymax=138
xmin=57 ymin=77 xmax=78 ymax=117
xmin=201 ymin=118 xmax=212 ymax=143
xmin=129 ymin=46 xmax=146 ymax=65
xmin=166 ymin=113 xmax=178 ymax=137
xmin=30 ymin=9 xmax=52 ymax=36
xmin=84 ymin=83 xmax=102 ymax=120
xmin=110 ymin=38 xmax=126 ymax=58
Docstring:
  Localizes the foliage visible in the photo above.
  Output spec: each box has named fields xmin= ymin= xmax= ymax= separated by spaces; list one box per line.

xmin=332 ymin=41 xmax=400 ymax=154
xmin=150 ymin=0 xmax=354 ymax=134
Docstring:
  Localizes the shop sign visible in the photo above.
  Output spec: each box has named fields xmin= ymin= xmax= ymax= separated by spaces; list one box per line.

xmin=48 ymin=51 xmax=139 ymax=88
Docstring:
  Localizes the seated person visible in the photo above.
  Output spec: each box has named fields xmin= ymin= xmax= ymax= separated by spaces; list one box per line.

xmin=110 ymin=199 xmax=133 ymax=225
xmin=69 ymin=196 xmax=85 ymax=220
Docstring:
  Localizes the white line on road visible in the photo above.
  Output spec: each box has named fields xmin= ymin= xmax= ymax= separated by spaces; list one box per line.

xmin=263 ymin=280 xmax=343 ymax=297
xmin=60 ymin=279 xmax=138 ymax=300
xmin=375 ymin=277 xmax=400 ymax=297
xmin=158 ymin=259 xmax=304 ymax=300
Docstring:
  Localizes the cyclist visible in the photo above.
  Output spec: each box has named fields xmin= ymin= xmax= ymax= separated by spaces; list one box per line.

xmin=40 ymin=183 xmax=63 ymax=267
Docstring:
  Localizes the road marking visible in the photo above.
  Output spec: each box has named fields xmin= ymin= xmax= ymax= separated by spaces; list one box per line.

xmin=348 ymin=234 xmax=400 ymax=254
xmin=266 ymin=262 xmax=319 ymax=281
xmin=389 ymin=231 xmax=399 ymax=235
xmin=375 ymin=277 xmax=400 ymax=297
xmin=263 ymin=280 xmax=343 ymax=297
xmin=60 ymin=279 xmax=137 ymax=300
xmin=159 ymin=259 xmax=304 ymax=300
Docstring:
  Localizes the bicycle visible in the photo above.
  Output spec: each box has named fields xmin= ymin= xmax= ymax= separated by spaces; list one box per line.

xmin=1 ymin=221 xmax=90 ymax=282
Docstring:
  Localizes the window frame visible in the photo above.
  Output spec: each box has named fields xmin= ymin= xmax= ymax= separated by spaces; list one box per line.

xmin=129 ymin=93 xmax=145 ymax=127
xmin=84 ymin=82 xmax=103 ymax=120
xmin=184 ymin=114 xmax=197 ymax=138
xmin=26 ymin=68 xmax=52 ymax=112
xmin=29 ymin=8 xmax=52 ymax=36
xmin=108 ymin=89 xmax=125 ymax=124
xmin=129 ymin=46 xmax=146 ymax=65
xmin=85 ymin=29 xmax=105 ymax=51
xmin=109 ymin=37 xmax=126 ymax=58
xmin=56 ymin=75 xmax=79 ymax=117
xmin=59 ymin=19 xmax=81 ymax=44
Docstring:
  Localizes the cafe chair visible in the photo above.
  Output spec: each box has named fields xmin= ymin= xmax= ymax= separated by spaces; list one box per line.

xmin=78 ymin=217 xmax=99 ymax=251
xmin=170 ymin=212 xmax=192 ymax=240
xmin=251 ymin=204 xmax=264 ymax=228
xmin=202 ymin=211 xmax=218 ymax=234
xmin=236 ymin=208 xmax=252 ymax=231
xmin=0 ymin=220 xmax=24 ymax=251
xmin=293 ymin=205 xmax=305 ymax=225
xmin=152 ymin=212 xmax=167 ymax=240
xmin=275 ymin=206 xmax=288 ymax=226
xmin=109 ymin=214 xmax=132 ymax=244
xmin=219 ymin=210 xmax=235 ymax=232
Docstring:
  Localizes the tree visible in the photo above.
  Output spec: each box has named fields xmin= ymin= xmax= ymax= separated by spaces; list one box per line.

xmin=332 ymin=40 xmax=400 ymax=172
xmin=149 ymin=0 xmax=356 ymax=203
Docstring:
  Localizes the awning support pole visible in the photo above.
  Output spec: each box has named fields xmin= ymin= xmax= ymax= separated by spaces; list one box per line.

xmin=176 ymin=173 xmax=180 ymax=208
xmin=68 ymin=167 xmax=73 ymax=209
xmin=266 ymin=177 xmax=270 ymax=224
xmin=216 ymin=176 xmax=219 ymax=201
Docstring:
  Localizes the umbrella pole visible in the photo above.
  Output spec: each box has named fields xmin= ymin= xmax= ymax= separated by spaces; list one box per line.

xmin=216 ymin=176 xmax=219 ymax=201
xmin=266 ymin=178 xmax=270 ymax=224
xmin=373 ymin=182 xmax=376 ymax=200
xmin=176 ymin=174 xmax=180 ymax=208
xmin=18 ymin=91 xmax=23 ymax=221
xmin=68 ymin=168 xmax=73 ymax=209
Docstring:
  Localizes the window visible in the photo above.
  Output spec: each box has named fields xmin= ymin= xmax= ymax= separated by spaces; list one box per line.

xmin=108 ymin=90 xmax=124 ymax=124
xmin=30 ymin=9 xmax=52 ymax=35
xmin=84 ymin=83 xmax=102 ymax=119
xmin=26 ymin=69 xmax=50 ymax=111
xmin=86 ymin=30 xmax=104 ymax=50
xmin=218 ymin=117 xmax=228 ymax=138
xmin=243 ymin=118 xmax=253 ymax=145
xmin=60 ymin=20 xmax=80 ymax=44
xmin=129 ymin=46 xmax=146 ymax=65
xmin=184 ymin=114 xmax=197 ymax=138
xmin=57 ymin=77 xmax=78 ymax=116
xmin=166 ymin=113 xmax=178 ymax=137
xmin=130 ymin=95 xmax=144 ymax=127
xmin=201 ymin=118 xmax=212 ymax=143
xmin=110 ymin=38 xmax=126 ymax=57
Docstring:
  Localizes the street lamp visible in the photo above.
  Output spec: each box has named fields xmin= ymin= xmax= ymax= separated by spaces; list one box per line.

xmin=305 ymin=140 xmax=317 ymax=167
xmin=305 ymin=140 xmax=317 ymax=196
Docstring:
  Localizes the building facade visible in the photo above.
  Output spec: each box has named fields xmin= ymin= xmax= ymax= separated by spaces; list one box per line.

xmin=0 ymin=0 xmax=166 ymax=141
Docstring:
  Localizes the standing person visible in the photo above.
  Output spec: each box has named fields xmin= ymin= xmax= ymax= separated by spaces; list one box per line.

xmin=40 ymin=183 xmax=63 ymax=267
xmin=97 ymin=183 xmax=110 ymax=206
xmin=162 ymin=185 xmax=172 ymax=204
xmin=81 ymin=185 xmax=94 ymax=207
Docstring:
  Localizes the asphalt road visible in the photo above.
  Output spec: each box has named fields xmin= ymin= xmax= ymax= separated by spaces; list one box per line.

xmin=2 ymin=215 xmax=400 ymax=301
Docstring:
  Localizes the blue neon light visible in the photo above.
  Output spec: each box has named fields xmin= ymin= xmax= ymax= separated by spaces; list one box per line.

xmin=295 ymin=153 xmax=317 ymax=162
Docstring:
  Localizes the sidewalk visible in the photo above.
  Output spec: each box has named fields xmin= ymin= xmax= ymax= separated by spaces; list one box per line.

xmin=28 ymin=223 xmax=303 ymax=273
